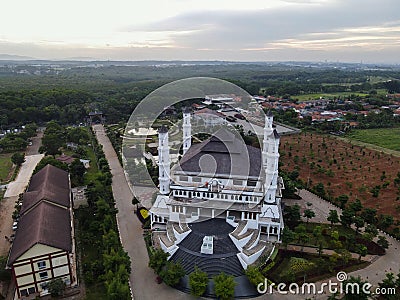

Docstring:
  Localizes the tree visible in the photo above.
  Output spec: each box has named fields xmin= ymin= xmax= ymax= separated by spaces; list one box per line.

xmin=349 ymin=199 xmax=363 ymax=213
xmin=377 ymin=235 xmax=389 ymax=250
xmin=160 ymin=261 xmax=185 ymax=287
xmin=353 ymin=216 xmax=365 ymax=232
xmin=40 ymin=133 xmax=64 ymax=157
xmin=189 ymin=267 xmax=209 ymax=297
xmin=284 ymin=204 xmax=301 ymax=226
xmin=379 ymin=215 xmax=394 ymax=231
xmin=364 ymin=224 xmax=378 ymax=237
xmin=148 ymin=248 xmax=169 ymax=274
xmin=70 ymin=159 xmax=86 ymax=185
xmin=47 ymin=278 xmax=66 ymax=297
xmin=361 ymin=208 xmax=377 ymax=224
xmin=213 ymin=272 xmax=236 ymax=300
xmin=245 ymin=266 xmax=265 ymax=288
xmin=33 ymin=156 xmax=69 ymax=174
xmin=11 ymin=152 xmax=25 ymax=166
xmin=295 ymin=224 xmax=309 ymax=251
xmin=355 ymin=244 xmax=368 ymax=261
xmin=336 ymin=194 xmax=349 ymax=209
xmin=312 ymin=225 xmax=323 ymax=244
xmin=281 ymin=227 xmax=296 ymax=249
xmin=378 ymin=272 xmax=398 ymax=300
xmin=303 ymin=209 xmax=315 ymax=225
xmin=327 ymin=210 xmax=339 ymax=227
xmin=340 ymin=209 xmax=354 ymax=227
xmin=314 ymin=182 xmax=326 ymax=198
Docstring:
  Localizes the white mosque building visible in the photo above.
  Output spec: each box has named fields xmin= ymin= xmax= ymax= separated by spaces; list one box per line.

xmin=150 ymin=108 xmax=284 ymax=270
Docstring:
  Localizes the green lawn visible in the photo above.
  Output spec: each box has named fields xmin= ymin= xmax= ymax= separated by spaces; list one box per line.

xmin=293 ymin=91 xmax=369 ymax=101
xmin=0 ymin=153 xmax=14 ymax=183
xmin=346 ymin=128 xmax=400 ymax=151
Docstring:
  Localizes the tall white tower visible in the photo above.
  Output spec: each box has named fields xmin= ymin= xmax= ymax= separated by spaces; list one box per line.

xmin=262 ymin=111 xmax=280 ymax=204
xmin=158 ymin=125 xmax=170 ymax=195
xmin=182 ymin=107 xmax=192 ymax=155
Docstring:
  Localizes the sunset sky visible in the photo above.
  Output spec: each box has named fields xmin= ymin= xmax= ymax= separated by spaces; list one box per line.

xmin=1 ymin=0 xmax=399 ymax=62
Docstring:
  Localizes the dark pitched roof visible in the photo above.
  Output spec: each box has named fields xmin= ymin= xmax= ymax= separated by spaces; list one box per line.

xmin=21 ymin=164 xmax=70 ymax=215
xmin=8 ymin=202 xmax=72 ymax=265
xmin=28 ymin=164 xmax=69 ymax=192
xmin=56 ymin=154 xmax=76 ymax=165
xmin=174 ymin=128 xmax=262 ymax=178
xmin=21 ymin=186 xmax=70 ymax=215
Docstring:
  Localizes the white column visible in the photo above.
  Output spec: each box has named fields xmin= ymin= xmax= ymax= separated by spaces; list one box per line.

xmin=158 ymin=125 xmax=170 ymax=195
xmin=182 ymin=107 xmax=192 ymax=155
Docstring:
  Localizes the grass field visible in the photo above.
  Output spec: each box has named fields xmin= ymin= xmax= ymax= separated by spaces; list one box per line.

xmin=0 ymin=153 xmax=14 ymax=183
xmin=293 ymin=91 xmax=369 ymax=101
xmin=346 ymin=128 xmax=400 ymax=151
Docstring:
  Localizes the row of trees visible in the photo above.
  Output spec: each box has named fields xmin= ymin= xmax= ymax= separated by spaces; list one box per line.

xmin=77 ymin=128 xmax=131 ymax=299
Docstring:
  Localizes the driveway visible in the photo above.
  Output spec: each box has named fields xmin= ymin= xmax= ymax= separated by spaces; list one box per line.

xmin=93 ymin=125 xmax=193 ymax=300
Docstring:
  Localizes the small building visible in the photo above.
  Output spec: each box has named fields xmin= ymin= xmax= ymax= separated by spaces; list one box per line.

xmin=7 ymin=165 xmax=76 ymax=299
xmin=56 ymin=154 xmax=76 ymax=165
xmin=79 ymin=159 xmax=90 ymax=169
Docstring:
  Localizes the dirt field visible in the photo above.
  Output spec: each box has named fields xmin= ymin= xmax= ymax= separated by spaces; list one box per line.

xmin=280 ymin=132 xmax=400 ymax=222
xmin=0 ymin=195 xmax=18 ymax=256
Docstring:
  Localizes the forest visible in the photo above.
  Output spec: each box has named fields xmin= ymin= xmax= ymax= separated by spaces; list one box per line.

xmin=1 ymin=62 xmax=400 ymax=127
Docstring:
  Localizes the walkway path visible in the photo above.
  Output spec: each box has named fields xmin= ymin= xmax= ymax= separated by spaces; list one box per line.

xmin=93 ymin=125 xmax=192 ymax=300
xmin=293 ymin=189 xmax=400 ymax=299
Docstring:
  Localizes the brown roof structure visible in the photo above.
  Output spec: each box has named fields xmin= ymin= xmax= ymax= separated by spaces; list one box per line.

xmin=21 ymin=187 xmax=70 ymax=215
xmin=8 ymin=201 xmax=72 ymax=264
xmin=56 ymin=154 xmax=76 ymax=165
xmin=8 ymin=164 xmax=72 ymax=266
xmin=28 ymin=164 xmax=69 ymax=192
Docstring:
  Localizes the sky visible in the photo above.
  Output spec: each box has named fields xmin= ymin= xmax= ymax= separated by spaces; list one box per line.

xmin=1 ymin=0 xmax=399 ymax=63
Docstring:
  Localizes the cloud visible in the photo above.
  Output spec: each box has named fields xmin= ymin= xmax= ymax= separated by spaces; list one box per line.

xmin=1 ymin=0 xmax=399 ymax=62
xmin=122 ymin=0 xmax=400 ymax=54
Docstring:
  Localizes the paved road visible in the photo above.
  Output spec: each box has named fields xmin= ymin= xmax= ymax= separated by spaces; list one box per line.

xmin=93 ymin=125 xmax=193 ymax=300
xmin=4 ymin=154 xmax=44 ymax=198
xmin=292 ymin=189 xmax=400 ymax=299
xmin=25 ymin=129 xmax=43 ymax=156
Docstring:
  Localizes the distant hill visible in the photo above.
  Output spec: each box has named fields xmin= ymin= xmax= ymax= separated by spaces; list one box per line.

xmin=0 ymin=54 xmax=35 ymax=60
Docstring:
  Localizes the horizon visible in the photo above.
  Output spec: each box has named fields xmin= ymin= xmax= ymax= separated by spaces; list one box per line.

xmin=0 ymin=56 xmax=399 ymax=66
xmin=1 ymin=0 xmax=400 ymax=64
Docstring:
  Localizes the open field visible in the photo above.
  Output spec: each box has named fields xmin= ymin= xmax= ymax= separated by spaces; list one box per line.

xmin=280 ymin=132 xmax=400 ymax=222
xmin=293 ymin=91 xmax=370 ymax=101
xmin=0 ymin=153 xmax=14 ymax=184
xmin=346 ymin=128 xmax=400 ymax=152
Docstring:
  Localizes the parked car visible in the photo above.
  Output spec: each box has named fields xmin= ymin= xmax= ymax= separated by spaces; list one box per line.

xmin=12 ymin=222 xmax=18 ymax=231
xmin=234 ymin=113 xmax=245 ymax=120
xmin=226 ymin=116 xmax=237 ymax=122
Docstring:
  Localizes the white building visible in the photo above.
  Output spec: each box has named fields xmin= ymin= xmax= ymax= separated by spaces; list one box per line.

xmin=150 ymin=110 xmax=284 ymax=269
